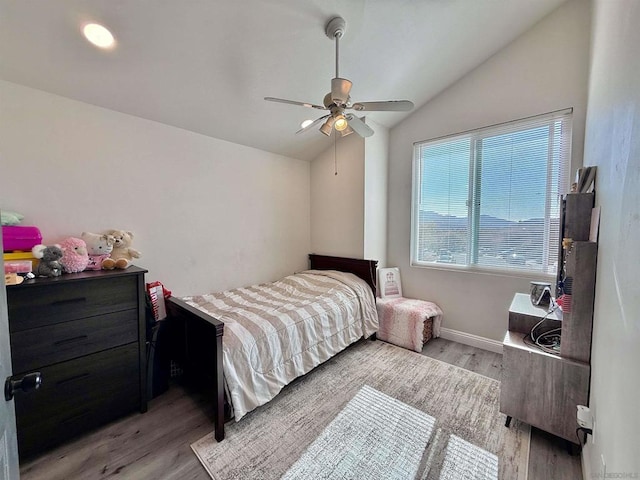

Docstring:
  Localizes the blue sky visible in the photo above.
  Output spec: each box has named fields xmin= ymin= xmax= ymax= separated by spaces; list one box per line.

xmin=419 ymin=125 xmax=561 ymax=222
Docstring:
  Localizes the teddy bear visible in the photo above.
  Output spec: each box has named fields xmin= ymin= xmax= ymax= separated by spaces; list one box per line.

xmin=81 ymin=232 xmax=115 ymax=270
xmin=102 ymin=230 xmax=141 ymax=269
xmin=32 ymin=244 xmax=64 ymax=277
xmin=59 ymin=237 xmax=90 ymax=273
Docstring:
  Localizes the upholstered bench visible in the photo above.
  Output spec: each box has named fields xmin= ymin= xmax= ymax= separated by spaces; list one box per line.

xmin=375 ymin=297 xmax=443 ymax=353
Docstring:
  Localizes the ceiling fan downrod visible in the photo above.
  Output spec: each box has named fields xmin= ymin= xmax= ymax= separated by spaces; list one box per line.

xmin=335 ymin=32 xmax=340 ymax=78
xmin=325 ymin=17 xmax=351 ymax=107
xmin=325 ymin=16 xmax=346 ymax=76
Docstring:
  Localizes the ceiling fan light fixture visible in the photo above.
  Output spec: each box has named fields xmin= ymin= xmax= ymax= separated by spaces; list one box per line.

xmin=319 ymin=117 xmax=335 ymax=136
xmin=334 ymin=114 xmax=348 ymax=131
xmin=340 ymin=126 xmax=354 ymax=137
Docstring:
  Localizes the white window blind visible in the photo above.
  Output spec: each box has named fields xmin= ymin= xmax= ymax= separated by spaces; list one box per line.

xmin=411 ymin=109 xmax=572 ymax=275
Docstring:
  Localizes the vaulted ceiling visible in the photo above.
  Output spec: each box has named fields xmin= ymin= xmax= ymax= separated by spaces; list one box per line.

xmin=0 ymin=0 xmax=568 ymax=161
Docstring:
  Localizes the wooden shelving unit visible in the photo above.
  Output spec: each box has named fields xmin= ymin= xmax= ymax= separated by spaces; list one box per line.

xmin=500 ymin=193 xmax=597 ymax=444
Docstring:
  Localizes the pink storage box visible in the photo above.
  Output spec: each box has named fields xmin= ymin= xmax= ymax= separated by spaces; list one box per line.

xmin=4 ymin=260 xmax=33 ymax=274
xmin=2 ymin=226 xmax=43 ymax=252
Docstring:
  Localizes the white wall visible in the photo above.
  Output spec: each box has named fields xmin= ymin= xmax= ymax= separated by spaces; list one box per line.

xmin=0 ymin=80 xmax=310 ymax=296
xmin=387 ymin=0 xmax=591 ymax=341
xmin=309 ymin=119 xmax=389 ymax=271
xmin=363 ymin=119 xmax=389 ymax=268
xmin=581 ymin=0 xmax=640 ymax=476
xmin=310 ymin=133 xmax=365 ymax=258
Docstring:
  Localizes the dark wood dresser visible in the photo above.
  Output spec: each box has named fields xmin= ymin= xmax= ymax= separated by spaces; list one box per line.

xmin=6 ymin=266 xmax=148 ymax=458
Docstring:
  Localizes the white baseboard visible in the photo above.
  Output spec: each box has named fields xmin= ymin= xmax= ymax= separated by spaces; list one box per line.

xmin=439 ymin=328 xmax=503 ymax=354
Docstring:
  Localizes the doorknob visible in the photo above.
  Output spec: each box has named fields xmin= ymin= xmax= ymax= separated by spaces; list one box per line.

xmin=4 ymin=372 xmax=42 ymax=401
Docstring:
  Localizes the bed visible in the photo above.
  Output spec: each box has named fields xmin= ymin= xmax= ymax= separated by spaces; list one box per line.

xmin=167 ymin=254 xmax=378 ymax=441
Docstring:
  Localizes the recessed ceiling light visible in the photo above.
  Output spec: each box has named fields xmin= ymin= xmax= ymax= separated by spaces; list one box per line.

xmin=83 ymin=23 xmax=115 ymax=49
xmin=300 ymin=119 xmax=313 ymax=129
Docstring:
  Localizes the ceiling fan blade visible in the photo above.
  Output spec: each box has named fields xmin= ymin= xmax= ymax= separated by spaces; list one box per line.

xmin=264 ymin=97 xmax=327 ymax=110
xmin=296 ymin=115 xmax=330 ymax=135
xmin=345 ymin=114 xmax=374 ymax=137
xmin=349 ymin=100 xmax=414 ymax=112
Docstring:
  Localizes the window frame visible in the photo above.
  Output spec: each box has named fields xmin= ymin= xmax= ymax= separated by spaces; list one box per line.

xmin=410 ymin=108 xmax=572 ymax=278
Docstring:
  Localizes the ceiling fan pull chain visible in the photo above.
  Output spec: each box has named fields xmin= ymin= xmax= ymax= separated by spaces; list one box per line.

xmin=334 ymin=134 xmax=338 ymax=176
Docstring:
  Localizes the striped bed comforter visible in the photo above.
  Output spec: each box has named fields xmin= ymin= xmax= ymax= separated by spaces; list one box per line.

xmin=182 ymin=270 xmax=378 ymax=420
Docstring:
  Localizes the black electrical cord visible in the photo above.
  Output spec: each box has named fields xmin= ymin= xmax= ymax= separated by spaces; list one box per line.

xmin=523 ymin=303 xmax=561 ymax=355
xmin=576 ymin=426 xmax=592 ymax=446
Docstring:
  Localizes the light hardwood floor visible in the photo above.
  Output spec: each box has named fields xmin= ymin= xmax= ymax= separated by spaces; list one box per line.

xmin=421 ymin=337 xmax=583 ymax=480
xmin=20 ymin=338 xmax=583 ymax=479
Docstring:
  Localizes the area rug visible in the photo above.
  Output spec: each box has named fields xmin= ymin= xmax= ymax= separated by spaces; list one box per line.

xmin=282 ymin=385 xmax=436 ymax=480
xmin=191 ymin=340 xmax=530 ymax=480
xmin=438 ymin=434 xmax=499 ymax=479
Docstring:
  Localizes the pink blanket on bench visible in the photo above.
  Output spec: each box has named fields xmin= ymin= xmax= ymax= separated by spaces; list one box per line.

xmin=376 ymin=297 xmax=443 ymax=352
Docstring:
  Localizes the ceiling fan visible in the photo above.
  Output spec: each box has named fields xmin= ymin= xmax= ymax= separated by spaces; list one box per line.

xmin=265 ymin=16 xmax=414 ymax=138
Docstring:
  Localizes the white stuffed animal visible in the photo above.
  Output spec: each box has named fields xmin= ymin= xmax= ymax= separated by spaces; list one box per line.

xmin=101 ymin=230 xmax=141 ymax=269
xmin=81 ymin=232 xmax=115 ymax=270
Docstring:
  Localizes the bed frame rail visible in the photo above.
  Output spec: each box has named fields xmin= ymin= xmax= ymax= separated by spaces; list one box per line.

xmin=166 ymin=297 xmax=225 ymax=441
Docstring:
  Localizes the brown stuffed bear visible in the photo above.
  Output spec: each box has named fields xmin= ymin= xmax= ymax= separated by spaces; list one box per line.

xmin=101 ymin=230 xmax=141 ymax=269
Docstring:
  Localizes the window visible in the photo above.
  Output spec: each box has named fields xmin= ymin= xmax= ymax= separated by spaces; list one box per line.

xmin=411 ymin=109 xmax=572 ymax=275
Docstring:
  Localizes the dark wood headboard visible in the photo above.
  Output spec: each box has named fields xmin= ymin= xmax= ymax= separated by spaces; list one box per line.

xmin=308 ymin=254 xmax=378 ymax=294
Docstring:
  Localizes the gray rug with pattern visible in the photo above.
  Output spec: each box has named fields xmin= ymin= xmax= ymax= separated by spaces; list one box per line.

xmin=191 ymin=340 xmax=530 ymax=479
xmin=282 ymin=385 xmax=435 ymax=479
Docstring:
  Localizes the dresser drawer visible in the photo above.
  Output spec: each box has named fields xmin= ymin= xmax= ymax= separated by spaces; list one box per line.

xmin=15 ymin=343 xmax=140 ymax=456
xmin=10 ymin=310 xmax=139 ymax=373
xmin=8 ymin=275 xmax=139 ymax=332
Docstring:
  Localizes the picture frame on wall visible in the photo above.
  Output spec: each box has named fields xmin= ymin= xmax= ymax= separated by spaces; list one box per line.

xmin=379 ymin=267 xmax=402 ymax=298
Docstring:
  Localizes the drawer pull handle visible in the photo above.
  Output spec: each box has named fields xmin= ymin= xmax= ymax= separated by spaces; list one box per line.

xmin=51 ymin=297 xmax=87 ymax=306
xmin=56 ymin=372 xmax=90 ymax=386
xmin=54 ymin=335 xmax=89 ymax=346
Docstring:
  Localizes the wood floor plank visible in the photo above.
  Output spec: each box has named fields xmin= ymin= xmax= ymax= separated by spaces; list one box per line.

xmin=528 ymin=427 xmax=583 ymax=480
xmin=20 ymin=386 xmax=213 ymax=480
xmin=20 ymin=337 xmax=582 ymax=480
xmin=422 ymin=337 xmax=502 ymax=380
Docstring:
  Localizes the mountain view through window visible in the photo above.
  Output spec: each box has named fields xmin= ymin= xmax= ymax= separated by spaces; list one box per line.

xmin=412 ymin=110 xmax=571 ymax=275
